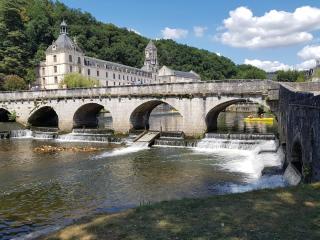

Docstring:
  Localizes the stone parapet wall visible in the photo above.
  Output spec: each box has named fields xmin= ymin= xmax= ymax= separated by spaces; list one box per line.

xmin=0 ymin=80 xmax=275 ymax=101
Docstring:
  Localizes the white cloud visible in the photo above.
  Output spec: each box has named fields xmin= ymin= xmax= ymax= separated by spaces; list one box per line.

xmin=161 ymin=27 xmax=188 ymax=39
xmin=193 ymin=26 xmax=208 ymax=37
xmin=244 ymin=58 xmax=317 ymax=72
xmin=244 ymin=59 xmax=292 ymax=72
xmin=297 ymin=45 xmax=320 ymax=60
xmin=296 ymin=59 xmax=316 ymax=70
xmin=219 ymin=6 xmax=320 ymax=49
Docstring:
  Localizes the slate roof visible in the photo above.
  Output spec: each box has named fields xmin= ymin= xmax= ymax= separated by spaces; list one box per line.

xmin=146 ymin=40 xmax=157 ymax=50
xmin=46 ymin=21 xmax=83 ymax=53
xmin=173 ymin=70 xmax=200 ymax=79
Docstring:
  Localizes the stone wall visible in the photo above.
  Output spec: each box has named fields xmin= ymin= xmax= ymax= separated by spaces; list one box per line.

xmin=278 ymin=85 xmax=320 ymax=182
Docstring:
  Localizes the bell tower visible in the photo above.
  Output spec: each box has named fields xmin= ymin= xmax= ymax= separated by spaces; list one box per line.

xmin=143 ymin=40 xmax=158 ymax=72
xmin=60 ymin=20 xmax=68 ymax=35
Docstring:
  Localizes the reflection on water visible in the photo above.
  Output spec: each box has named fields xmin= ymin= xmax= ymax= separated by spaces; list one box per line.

xmin=149 ymin=113 xmax=183 ymax=131
xmin=0 ymin=137 xmax=283 ymax=239
xmin=217 ymin=112 xmax=277 ymax=134
xmin=148 ymin=112 xmax=277 ymax=134
xmin=0 ymin=110 xmax=279 ymax=239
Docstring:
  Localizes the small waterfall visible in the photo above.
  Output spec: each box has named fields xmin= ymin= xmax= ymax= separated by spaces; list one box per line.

xmin=57 ymin=129 xmax=120 ymax=143
xmin=72 ymin=128 xmax=114 ymax=135
xmin=154 ymin=139 xmax=186 ymax=147
xmin=0 ymin=131 xmax=10 ymax=139
xmin=10 ymin=130 xmax=33 ymax=138
xmin=205 ymin=133 xmax=276 ymax=140
xmin=32 ymin=131 xmax=57 ymax=140
xmin=196 ymin=138 xmax=258 ymax=151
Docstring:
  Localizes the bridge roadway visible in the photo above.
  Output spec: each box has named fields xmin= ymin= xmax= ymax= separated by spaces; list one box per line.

xmin=0 ymin=80 xmax=278 ymax=136
xmin=1 ymin=79 xmax=320 ymax=182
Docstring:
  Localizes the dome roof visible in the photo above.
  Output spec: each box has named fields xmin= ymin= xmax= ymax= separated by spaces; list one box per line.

xmin=46 ymin=21 xmax=83 ymax=53
xmin=46 ymin=34 xmax=83 ymax=53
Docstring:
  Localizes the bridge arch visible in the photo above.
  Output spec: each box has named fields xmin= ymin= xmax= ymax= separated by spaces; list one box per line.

xmin=0 ymin=108 xmax=12 ymax=122
xmin=28 ymin=106 xmax=59 ymax=128
xmin=205 ymin=98 xmax=274 ymax=132
xmin=206 ymin=99 xmax=248 ymax=132
xmin=73 ymin=103 xmax=112 ymax=129
xmin=291 ymin=137 xmax=303 ymax=176
xmin=129 ymin=100 xmax=182 ymax=131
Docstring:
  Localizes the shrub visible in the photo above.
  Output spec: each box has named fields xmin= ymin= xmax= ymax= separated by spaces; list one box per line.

xmin=3 ymin=75 xmax=27 ymax=91
xmin=60 ymin=73 xmax=100 ymax=88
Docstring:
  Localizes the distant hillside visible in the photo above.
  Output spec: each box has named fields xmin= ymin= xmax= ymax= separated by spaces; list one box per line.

xmin=0 ymin=0 xmax=266 ymax=86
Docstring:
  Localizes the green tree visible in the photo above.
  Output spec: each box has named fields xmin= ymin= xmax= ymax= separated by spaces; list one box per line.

xmin=275 ymin=70 xmax=305 ymax=82
xmin=60 ymin=73 xmax=99 ymax=88
xmin=234 ymin=64 xmax=267 ymax=79
xmin=0 ymin=0 xmax=30 ymax=78
xmin=0 ymin=0 xmax=269 ymax=85
xmin=3 ymin=75 xmax=27 ymax=90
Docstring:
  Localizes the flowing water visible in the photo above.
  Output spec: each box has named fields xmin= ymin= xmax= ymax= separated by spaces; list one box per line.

xmin=0 ymin=112 xmax=284 ymax=239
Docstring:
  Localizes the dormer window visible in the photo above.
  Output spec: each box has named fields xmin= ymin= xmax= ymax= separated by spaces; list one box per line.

xmin=52 ymin=45 xmax=56 ymax=51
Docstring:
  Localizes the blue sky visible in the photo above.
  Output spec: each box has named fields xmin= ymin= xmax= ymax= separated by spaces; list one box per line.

xmin=61 ymin=0 xmax=320 ymax=72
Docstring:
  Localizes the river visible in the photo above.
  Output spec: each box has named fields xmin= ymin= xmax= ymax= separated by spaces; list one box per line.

xmin=0 ymin=112 xmax=284 ymax=239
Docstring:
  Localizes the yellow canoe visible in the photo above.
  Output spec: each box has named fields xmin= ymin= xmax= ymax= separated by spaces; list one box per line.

xmin=244 ymin=117 xmax=274 ymax=122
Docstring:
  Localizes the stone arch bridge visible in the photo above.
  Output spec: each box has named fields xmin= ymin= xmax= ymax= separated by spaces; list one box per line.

xmin=0 ymin=80 xmax=279 ymax=136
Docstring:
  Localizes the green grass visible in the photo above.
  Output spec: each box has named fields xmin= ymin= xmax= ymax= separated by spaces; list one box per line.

xmin=42 ymin=183 xmax=320 ymax=240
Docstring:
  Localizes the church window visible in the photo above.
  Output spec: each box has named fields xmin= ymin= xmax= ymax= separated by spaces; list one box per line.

xmin=42 ymin=78 xmax=46 ymax=85
xmin=127 ymin=76 xmax=129 ymax=80
xmin=106 ymin=81 xmax=108 ymax=86
xmin=54 ymin=66 xmax=57 ymax=73
xmin=42 ymin=68 xmax=45 ymax=75
xmin=78 ymin=68 xmax=81 ymax=74
xmin=69 ymin=55 xmax=72 ymax=62
xmin=106 ymin=72 xmax=108 ymax=78
xmin=88 ymin=69 xmax=91 ymax=75
xmin=78 ymin=57 xmax=81 ymax=64
xmin=119 ymin=82 xmax=120 ymax=85
xmin=70 ymin=66 xmax=72 ymax=72
xmin=114 ymin=82 xmax=115 ymax=86
xmin=113 ymin=73 xmax=115 ymax=79
xmin=97 ymin=70 xmax=99 ymax=77
xmin=123 ymin=75 xmax=125 ymax=80
xmin=53 ymin=55 xmax=57 ymax=62
xmin=118 ymin=74 xmax=120 ymax=80
xmin=54 ymin=77 xmax=58 ymax=84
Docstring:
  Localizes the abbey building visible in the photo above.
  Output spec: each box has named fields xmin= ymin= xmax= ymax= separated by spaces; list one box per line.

xmin=36 ymin=21 xmax=200 ymax=89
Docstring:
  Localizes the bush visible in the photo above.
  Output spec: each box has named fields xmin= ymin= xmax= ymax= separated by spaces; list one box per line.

xmin=275 ymin=70 xmax=306 ymax=82
xmin=3 ymin=75 xmax=27 ymax=91
xmin=60 ymin=73 xmax=100 ymax=88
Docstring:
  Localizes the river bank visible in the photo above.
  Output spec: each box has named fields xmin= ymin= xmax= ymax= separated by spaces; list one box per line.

xmin=41 ymin=183 xmax=320 ymax=240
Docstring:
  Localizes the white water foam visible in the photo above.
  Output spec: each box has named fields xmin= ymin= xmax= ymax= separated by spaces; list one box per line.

xmin=10 ymin=130 xmax=33 ymax=139
xmin=94 ymin=142 xmax=149 ymax=159
xmin=193 ymin=138 xmax=283 ymax=180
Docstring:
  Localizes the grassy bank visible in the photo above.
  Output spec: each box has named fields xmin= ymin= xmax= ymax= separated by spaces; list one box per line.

xmin=42 ymin=183 xmax=320 ymax=240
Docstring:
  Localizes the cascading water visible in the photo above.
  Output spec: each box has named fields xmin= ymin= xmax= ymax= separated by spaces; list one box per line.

xmin=10 ymin=130 xmax=33 ymax=138
xmin=193 ymin=135 xmax=286 ymax=189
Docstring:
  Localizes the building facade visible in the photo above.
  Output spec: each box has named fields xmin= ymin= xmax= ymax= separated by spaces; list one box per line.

xmin=37 ymin=21 xmax=200 ymax=89
xmin=157 ymin=66 xmax=201 ymax=83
